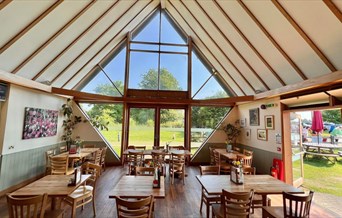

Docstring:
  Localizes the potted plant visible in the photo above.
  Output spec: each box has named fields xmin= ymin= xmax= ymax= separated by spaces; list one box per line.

xmin=222 ymin=122 xmax=241 ymax=151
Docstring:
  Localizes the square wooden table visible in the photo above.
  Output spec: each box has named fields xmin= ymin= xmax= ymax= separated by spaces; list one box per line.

xmin=196 ymin=175 xmax=303 ymax=206
xmin=109 ymin=176 xmax=165 ymax=199
xmin=11 ymin=174 xmax=91 ymax=209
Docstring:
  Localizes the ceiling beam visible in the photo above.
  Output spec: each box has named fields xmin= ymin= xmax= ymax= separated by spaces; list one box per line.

xmin=214 ymin=0 xmax=286 ymax=86
xmin=61 ymin=0 xmax=154 ymax=88
xmin=0 ymin=0 xmax=12 ymax=10
xmin=168 ymin=0 xmax=244 ymax=95
xmin=12 ymin=1 xmax=96 ymax=74
xmin=32 ymin=0 xmax=121 ymax=81
xmin=0 ymin=0 xmax=63 ymax=54
xmin=237 ymin=0 xmax=307 ymax=81
xmin=255 ymin=70 xmax=342 ymax=100
xmin=160 ymin=0 xmax=166 ymax=9
xmin=195 ymin=0 xmax=270 ymax=91
xmin=323 ymin=0 xmax=342 ymax=23
xmin=0 ymin=69 xmax=51 ymax=93
xmin=51 ymin=87 xmax=253 ymax=106
xmin=180 ymin=0 xmax=255 ymax=94
xmin=271 ymin=0 xmax=337 ymax=72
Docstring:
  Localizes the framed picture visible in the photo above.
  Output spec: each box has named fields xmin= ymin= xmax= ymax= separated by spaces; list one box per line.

xmin=240 ymin=118 xmax=246 ymax=127
xmin=245 ymin=129 xmax=251 ymax=140
xmin=257 ymin=129 xmax=267 ymax=141
xmin=265 ymin=115 xmax=274 ymax=130
xmin=249 ymin=108 xmax=259 ymax=126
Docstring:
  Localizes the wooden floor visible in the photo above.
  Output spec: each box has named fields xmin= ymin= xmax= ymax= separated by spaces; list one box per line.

xmin=0 ymin=165 xmax=340 ymax=218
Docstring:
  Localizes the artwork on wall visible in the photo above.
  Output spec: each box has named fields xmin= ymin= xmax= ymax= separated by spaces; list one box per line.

xmin=265 ymin=115 xmax=274 ymax=130
xmin=249 ymin=108 xmax=259 ymax=126
xmin=257 ymin=129 xmax=267 ymax=141
xmin=240 ymin=118 xmax=246 ymax=127
xmin=245 ymin=129 xmax=251 ymax=140
xmin=22 ymin=107 xmax=58 ymax=139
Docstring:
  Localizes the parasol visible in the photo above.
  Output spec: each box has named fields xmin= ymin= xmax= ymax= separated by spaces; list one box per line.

xmin=330 ymin=127 xmax=342 ymax=137
xmin=311 ymin=111 xmax=324 ymax=144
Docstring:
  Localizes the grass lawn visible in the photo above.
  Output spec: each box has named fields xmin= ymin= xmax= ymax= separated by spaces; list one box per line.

xmin=293 ymin=156 xmax=342 ymax=196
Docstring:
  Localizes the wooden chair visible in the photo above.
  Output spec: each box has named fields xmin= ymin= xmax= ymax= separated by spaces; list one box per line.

xmin=152 ymin=145 xmax=165 ymax=150
xmin=59 ymin=145 xmax=67 ymax=153
xmin=243 ymin=166 xmax=256 ymax=175
xmin=212 ymin=189 xmax=254 ymax=218
xmin=7 ymin=193 xmax=64 ymax=218
xmin=151 ymin=151 xmax=167 ymax=176
xmin=127 ymin=150 xmax=144 ymax=175
xmin=169 ymin=145 xmax=185 ymax=150
xmin=262 ymin=191 xmax=314 ymax=218
xmin=135 ymin=166 xmax=155 ymax=176
xmin=83 ymin=144 xmax=95 ymax=148
xmin=89 ymin=149 xmax=102 ymax=165
xmin=100 ymin=146 xmax=107 ymax=172
xmin=50 ymin=155 xmax=74 ymax=175
xmin=213 ymin=150 xmax=231 ymax=174
xmin=63 ymin=162 xmax=102 ymax=218
xmin=134 ymin=145 xmax=146 ymax=150
xmin=127 ymin=145 xmax=136 ymax=149
xmin=237 ymin=154 xmax=253 ymax=170
xmin=116 ymin=195 xmax=154 ymax=218
xmin=45 ymin=149 xmax=55 ymax=175
xmin=199 ymin=166 xmax=221 ymax=218
xmin=209 ymin=147 xmax=215 ymax=165
xmin=243 ymin=149 xmax=254 ymax=157
xmin=169 ymin=152 xmax=185 ymax=184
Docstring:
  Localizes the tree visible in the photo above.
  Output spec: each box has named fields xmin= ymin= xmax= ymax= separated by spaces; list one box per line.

xmin=138 ymin=68 xmax=181 ymax=90
xmin=322 ymin=109 xmax=341 ymax=124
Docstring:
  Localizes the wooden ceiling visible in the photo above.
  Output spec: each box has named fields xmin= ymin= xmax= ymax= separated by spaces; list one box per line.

xmin=0 ymin=0 xmax=341 ymax=97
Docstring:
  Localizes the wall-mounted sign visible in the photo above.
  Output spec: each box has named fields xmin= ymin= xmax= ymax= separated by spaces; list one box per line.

xmin=0 ymin=83 xmax=8 ymax=101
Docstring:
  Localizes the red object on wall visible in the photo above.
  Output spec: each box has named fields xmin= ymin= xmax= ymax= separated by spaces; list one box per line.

xmin=270 ymin=167 xmax=278 ymax=179
xmin=272 ymin=158 xmax=284 ymax=181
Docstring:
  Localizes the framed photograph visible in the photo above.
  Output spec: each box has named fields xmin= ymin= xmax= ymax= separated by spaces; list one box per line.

xmin=249 ymin=108 xmax=259 ymax=126
xmin=257 ymin=129 xmax=267 ymax=141
xmin=265 ymin=115 xmax=274 ymax=130
xmin=240 ymin=118 xmax=246 ymax=127
xmin=245 ymin=129 xmax=251 ymax=140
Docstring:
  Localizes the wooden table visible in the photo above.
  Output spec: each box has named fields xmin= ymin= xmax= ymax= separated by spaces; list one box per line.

xmin=109 ymin=176 xmax=165 ymax=199
xmin=122 ymin=149 xmax=191 ymax=156
xmin=214 ymin=148 xmax=246 ymax=160
xmin=196 ymin=175 xmax=303 ymax=206
xmin=11 ymin=174 xmax=91 ymax=209
xmin=55 ymin=148 xmax=100 ymax=159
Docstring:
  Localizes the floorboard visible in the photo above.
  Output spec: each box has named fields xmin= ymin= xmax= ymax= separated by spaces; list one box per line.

xmin=0 ymin=166 xmax=339 ymax=217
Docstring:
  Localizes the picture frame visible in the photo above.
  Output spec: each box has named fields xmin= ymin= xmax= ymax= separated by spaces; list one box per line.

xmin=245 ymin=129 xmax=251 ymax=140
xmin=257 ymin=129 xmax=267 ymax=141
xmin=265 ymin=115 xmax=274 ymax=130
xmin=240 ymin=118 xmax=246 ymax=127
xmin=249 ymin=108 xmax=259 ymax=126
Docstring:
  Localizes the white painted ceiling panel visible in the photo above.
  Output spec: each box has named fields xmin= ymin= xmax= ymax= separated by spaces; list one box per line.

xmin=0 ymin=1 xmax=54 ymax=47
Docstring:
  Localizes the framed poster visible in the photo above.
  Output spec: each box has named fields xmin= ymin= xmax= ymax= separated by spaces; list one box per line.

xmin=257 ymin=129 xmax=267 ymax=141
xmin=265 ymin=115 xmax=274 ymax=130
xmin=249 ymin=108 xmax=259 ymax=126
xmin=245 ymin=129 xmax=251 ymax=140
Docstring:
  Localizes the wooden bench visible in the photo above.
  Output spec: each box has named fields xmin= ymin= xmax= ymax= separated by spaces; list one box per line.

xmin=304 ymin=151 xmax=339 ymax=164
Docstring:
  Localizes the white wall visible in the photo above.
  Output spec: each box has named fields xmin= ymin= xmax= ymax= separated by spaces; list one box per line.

xmin=237 ymin=97 xmax=282 ymax=154
xmin=1 ymin=85 xmax=66 ymax=154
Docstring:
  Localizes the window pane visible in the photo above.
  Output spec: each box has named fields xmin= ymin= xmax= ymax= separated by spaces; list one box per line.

xmin=132 ymin=11 xmax=160 ymax=43
xmin=131 ymin=43 xmax=159 ymax=51
xmin=160 ymin=45 xmax=188 ymax=53
xmin=160 ymin=54 xmax=187 ymax=91
xmin=128 ymin=108 xmax=155 ymax=150
xmin=129 ymin=52 xmax=159 ymax=90
xmin=160 ymin=109 xmax=185 ymax=147
xmin=79 ymin=103 xmax=123 ymax=156
xmin=161 ymin=11 xmax=187 ymax=44
xmin=191 ymin=50 xmax=212 ymax=97
xmin=191 ymin=106 xmax=231 ymax=155
xmin=193 ymin=75 xmax=230 ymax=99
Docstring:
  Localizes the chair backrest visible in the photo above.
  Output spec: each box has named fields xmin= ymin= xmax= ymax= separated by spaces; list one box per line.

xmin=134 ymin=146 xmax=146 ymax=150
xmin=282 ymin=191 xmax=314 ymax=218
xmin=243 ymin=167 xmax=256 ymax=175
xmin=243 ymin=149 xmax=254 ymax=156
xmin=151 ymin=151 xmax=166 ymax=165
xmin=50 ymin=155 xmax=69 ymax=175
xmin=82 ymin=162 xmax=102 ymax=187
xmin=209 ymin=147 xmax=215 ymax=165
xmin=127 ymin=145 xmax=135 ymax=150
xmin=221 ymin=189 xmax=254 ymax=218
xmin=7 ymin=193 xmax=48 ymax=218
xmin=169 ymin=145 xmax=185 ymax=150
xmin=83 ymin=144 xmax=95 ymax=148
xmin=100 ymin=146 xmax=107 ymax=167
xmin=232 ymin=146 xmax=241 ymax=153
xmin=170 ymin=152 xmax=185 ymax=172
xmin=116 ymin=195 xmax=154 ymax=218
xmin=93 ymin=149 xmax=103 ymax=165
xmin=213 ymin=149 xmax=220 ymax=166
xmin=128 ymin=151 xmax=144 ymax=166
xmin=135 ymin=167 xmax=155 ymax=176
xmin=152 ymin=146 xmax=164 ymax=150
xmin=45 ymin=149 xmax=55 ymax=167
xmin=59 ymin=145 xmax=67 ymax=153
xmin=200 ymin=165 xmax=220 ymax=175
xmin=237 ymin=154 xmax=253 ymax=167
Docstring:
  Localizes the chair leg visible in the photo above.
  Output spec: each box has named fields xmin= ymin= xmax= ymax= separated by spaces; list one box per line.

xmin=200 ymin=192 xmax=204 ymax=212
xmin=206 ymin=202 xmax=210 ymax=218
xmin=71 ymin=203 xmax=77 ymax=218
xmin=92 ymin=198 xmax=96 ymax=216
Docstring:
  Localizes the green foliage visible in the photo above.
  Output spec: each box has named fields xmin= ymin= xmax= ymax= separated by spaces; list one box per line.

xmin=94 ymin=81 xmax=123 ymax=96
xmin=138 ymin=68 xmax=181 ymax=90
xmin=222 ymin=122 xmax=241 ymax=143
xmin=192 ymin=106 xmax=230 ymax=129
xmin=61 ymin=99 xmax=85 ymax=143
xmin=322 ymin=109 xmax=341 ymax=124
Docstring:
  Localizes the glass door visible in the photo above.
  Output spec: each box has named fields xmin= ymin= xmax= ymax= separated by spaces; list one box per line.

xmin=159 ymin=108 xmax=185 ymax=147
xmin=291 ymin=113 xmax=304 ymax=187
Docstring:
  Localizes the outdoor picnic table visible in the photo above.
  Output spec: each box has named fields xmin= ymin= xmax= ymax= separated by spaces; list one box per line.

xmin=303 ymin=142 xmax=342 ymax=163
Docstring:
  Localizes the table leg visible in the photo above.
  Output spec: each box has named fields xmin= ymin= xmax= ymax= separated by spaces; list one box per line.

xmin=262 ymin=194 xmax=267 ymax=206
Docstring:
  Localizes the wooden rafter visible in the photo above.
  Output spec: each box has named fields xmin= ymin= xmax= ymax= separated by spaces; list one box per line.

xmin=168 ymin=1 xmax=243 ymax=96
xmin=51 ymin=87 xmax=253 ymax=106
xmin=52 ymin=0 xmax=141 ymax=86
xmin=255 ymin=70 xmax=342 ymax=100
xmin=213 ymin=0 xmax=286 ymax=86
xmin=323 ymin=0 xmax=342 ymax=23
xmin=0 ymin=0 xmax=12 ymax=10
xmin=12 ymin=1 xmax=96 ymax=74
xmin=237 ymin=0 xmax=307 ymax=81
xmin=32 ymin=0 xmax=121 ymax=81
xmin=0 ymin=0 xmax=63 ymax=54
xmin=60 ymin=0 xmax=153 ymax=88
xmin=271 ymin=0 xmax=337 ymax=72
xmin=195 ymin=0 xmax=270 ymax=91
xmin=180 ymin=0 xmax=255 ymax=93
